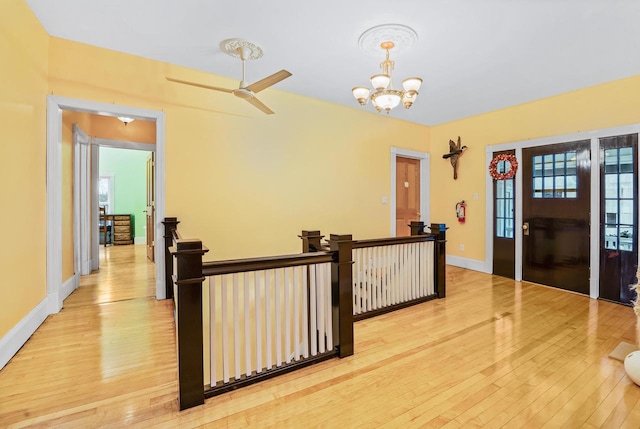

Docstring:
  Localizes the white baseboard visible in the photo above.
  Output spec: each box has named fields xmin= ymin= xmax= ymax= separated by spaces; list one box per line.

xmin=60 ymin=274 xmax=79 ymax=302
xmin=134 ymin=236 xmax=146 ymax=245
xmin=446 ymin=255 xmax=492 ymax=274
xmin=0 ymin=297 xmax=49 ymax=370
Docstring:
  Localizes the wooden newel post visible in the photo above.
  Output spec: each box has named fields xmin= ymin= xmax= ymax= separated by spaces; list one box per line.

xmin=410 ymin=221 xmax=427 ymax=236
xmin=430 ymin=223 xmax=447 ymax=298
xmin=171 ymin=238 xmax=208 ymax=410
xmin=162 ymin=217 xmax=179 ymax=300
xmin=299 ymin=230 xmax=324 ymax=253
xmin=329 ymin=234 xmax=354 ymax=358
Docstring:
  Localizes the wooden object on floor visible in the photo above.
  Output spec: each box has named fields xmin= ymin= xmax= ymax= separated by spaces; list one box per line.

xmin=1 ymin=257 xmax=640 ymax=427
xmin=106 ymin=213 xmax=133 ymax=245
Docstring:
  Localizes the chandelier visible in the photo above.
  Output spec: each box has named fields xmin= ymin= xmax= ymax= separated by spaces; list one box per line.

xmin=352 ymin=41 xmax=422 ymax=114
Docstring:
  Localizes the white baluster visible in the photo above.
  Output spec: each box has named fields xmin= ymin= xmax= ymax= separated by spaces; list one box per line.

xmin=402 ymin=244 xmax=408 ymax=302
xmin=317 ymin=263 xmax=325 ymax=353
xmin=266 ymin=269 xmax=273 ymax=370
xmin=294 ymin=266 xmax=300 ymax=361
xmin=255 ymin=271 xmax=262 ymax=373
xmin=275 ymin=268 xmax=282 ymax=366
xmin=357 ymin=248 xmax=362 ymax=314
xmin=411 ymin=243 xmax=417 ymax=299
xmin=243 ymin=272 xmax=250 ymax=377
xmin=407 ymin=244 xmax=412 ymax=301
xmin=325 ymin=263 xmax=333 ymax=350
xmin=209 ymin=276 xmax=216 ymax=386
xmin=234 ymin=274 xmax=241 ymax=380
xmin=393 ymin=244 xmax=400 ymax=304
xmin=221 ymin=275 xmax=229 ymax=383
xmin=367 ymin=246 xmax=373 ymax=311
xmin=383 ymin=245 xmax=389 ymax=307
xmin=310 ymin=265 xmax=317 ymax=356
xmin=373 ymin=246 xmax=379 ymax=310
xmin=285 ymin=267 xmax=291 ymax=363
xmin=302 ymin=265 xmax=309 ymax=359
xmin=389 ymin=245 xmax=398 ymax=304
xmin=420 ymin=242 xmax=426 ymax=297
xmin=427 ymin=241 xmax=436 ymax=294
xmin=397 ymin=244 xmax=403 ymax=303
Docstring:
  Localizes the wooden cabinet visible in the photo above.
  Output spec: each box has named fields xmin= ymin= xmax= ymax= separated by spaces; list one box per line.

xmin=111 ymin=214 xmax=133 ymax=245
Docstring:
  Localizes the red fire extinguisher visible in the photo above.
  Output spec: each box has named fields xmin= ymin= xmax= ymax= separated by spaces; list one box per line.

xmin=456 ymin=200 xmax=466 ymax=223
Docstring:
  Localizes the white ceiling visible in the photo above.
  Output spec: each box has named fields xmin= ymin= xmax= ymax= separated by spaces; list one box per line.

xmin=26 ymin=0 xmax=640 ymax=126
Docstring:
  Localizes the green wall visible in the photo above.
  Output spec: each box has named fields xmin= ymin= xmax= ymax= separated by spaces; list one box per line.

xmin=99 ymin=147 xmax=150 ymax=241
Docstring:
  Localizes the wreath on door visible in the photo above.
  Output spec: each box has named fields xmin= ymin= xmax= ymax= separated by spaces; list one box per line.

xmin=489 ymin=153 xmax=518 ymax=180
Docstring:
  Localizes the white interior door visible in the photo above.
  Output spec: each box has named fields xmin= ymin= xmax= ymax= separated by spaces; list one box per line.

xmin=73 ymin=125 xmax=92 ymax=276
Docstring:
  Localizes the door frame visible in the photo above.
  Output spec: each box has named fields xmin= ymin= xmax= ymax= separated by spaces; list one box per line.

xmin=485 ymin=123 xmax=640 ymax=299
xmin=46 ymin=95 xmax=166 ymax=314
xmin=390 ymin=147 xmax=430 ymax=236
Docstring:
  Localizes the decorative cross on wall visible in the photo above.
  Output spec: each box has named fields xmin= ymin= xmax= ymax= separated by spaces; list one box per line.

xmin=442 ymin=136 xmax=468 ymax=180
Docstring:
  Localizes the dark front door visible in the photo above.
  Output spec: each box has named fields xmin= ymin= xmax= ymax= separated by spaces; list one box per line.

xmin=493 ymin=150 xmax=516 ymax=279
xmin=522 ymin=140 xmax=591 ymax=294
xmin=599 ymin=134 xmax=638 ymax=304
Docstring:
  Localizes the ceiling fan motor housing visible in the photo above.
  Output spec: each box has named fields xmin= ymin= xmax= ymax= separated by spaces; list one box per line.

xmin=233 ymin=88 xmax=254 ymax=99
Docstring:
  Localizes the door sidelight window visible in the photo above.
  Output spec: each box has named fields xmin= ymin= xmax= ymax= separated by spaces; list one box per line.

xmin=603 ymin=147 xmax=634 ymax=251
xmin=495 ymin=160 xmax=514 ymax=238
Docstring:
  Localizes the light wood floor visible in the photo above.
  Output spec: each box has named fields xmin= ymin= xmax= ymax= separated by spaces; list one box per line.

xmin=1 ymin=246 xmax=640 ymax=428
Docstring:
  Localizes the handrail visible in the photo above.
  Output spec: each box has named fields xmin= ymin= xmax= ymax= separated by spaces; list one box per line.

xmin=202 ymin=252 xmax=334 ymax=276
xmin=352 ymin=234 xmax=435 ymax=249
xmin=172 ymin=226 xmax=182 ymax=241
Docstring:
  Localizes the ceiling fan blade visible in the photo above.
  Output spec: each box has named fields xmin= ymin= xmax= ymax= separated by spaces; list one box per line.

xmin=246 ymin=96 xmax=275 ymax=115
xmin=246 ymin=70 xmax=292 ymax=93
xmin=166 ymin=77 xmax=233 ymax=93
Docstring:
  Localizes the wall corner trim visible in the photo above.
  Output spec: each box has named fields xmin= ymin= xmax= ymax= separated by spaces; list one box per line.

xmin=0 ymin=298 xmax=49 ymax=370
xmin=60 ymin=274 xmax=79 ymax=303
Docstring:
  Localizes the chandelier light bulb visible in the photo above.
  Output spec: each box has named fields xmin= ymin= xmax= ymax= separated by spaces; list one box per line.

xmin=402 ymin=77 xmax=422 ymax=92
xmin=352 ymin=87 xmax=371 ymax=105
xmin=370 ymin=74 xmax=391 ymax=91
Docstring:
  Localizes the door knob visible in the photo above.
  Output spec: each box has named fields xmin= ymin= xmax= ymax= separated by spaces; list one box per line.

xmin=522 ymin=222 xmax=530 ymax=236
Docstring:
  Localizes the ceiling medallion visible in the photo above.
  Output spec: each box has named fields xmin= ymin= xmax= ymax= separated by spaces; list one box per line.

xmin=358 ymin=24 xmax=418 ymax=57
xmin=219 ymin=38 xmax=264 ymax=60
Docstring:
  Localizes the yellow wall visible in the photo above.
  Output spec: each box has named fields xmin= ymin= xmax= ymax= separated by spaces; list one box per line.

xmin=431 ymin=74 xmax=640 ymax=262
xmin=48 ymin=37 xmax=430 ymax=260
xmin=0 ymin=0 xmax=49 ymax=338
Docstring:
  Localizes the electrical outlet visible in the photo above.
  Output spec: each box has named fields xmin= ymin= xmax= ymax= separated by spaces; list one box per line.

xmin=460 ymin=244 xmax=465 ymax=251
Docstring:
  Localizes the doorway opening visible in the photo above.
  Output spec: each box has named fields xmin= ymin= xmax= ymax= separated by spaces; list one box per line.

xmin=46 ymin=96 xmax=166 ymax=315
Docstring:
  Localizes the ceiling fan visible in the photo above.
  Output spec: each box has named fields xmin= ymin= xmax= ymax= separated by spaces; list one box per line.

xmin=166 ymin=38 xmax=291 ymax=115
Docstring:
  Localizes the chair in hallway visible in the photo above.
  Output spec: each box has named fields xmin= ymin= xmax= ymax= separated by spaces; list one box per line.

xmin=99 ymin=206 xmax=112 ymax=246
